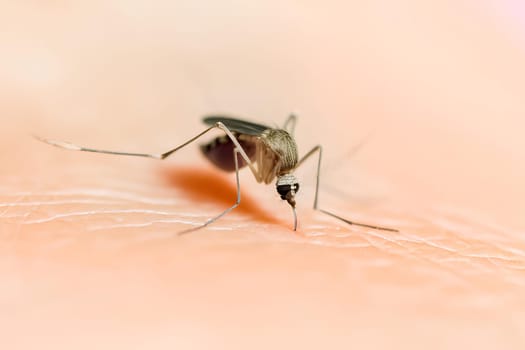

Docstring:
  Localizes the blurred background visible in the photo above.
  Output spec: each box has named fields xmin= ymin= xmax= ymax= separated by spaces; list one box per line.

xmin=1 ymin=0 xmax=524 ymax=228
xmin=1 ymin=1 xmax=525 ymax=349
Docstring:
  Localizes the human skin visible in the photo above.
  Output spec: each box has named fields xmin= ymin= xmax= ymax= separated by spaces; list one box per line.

xmin=1 ymin=1 xmax=525 ymax=349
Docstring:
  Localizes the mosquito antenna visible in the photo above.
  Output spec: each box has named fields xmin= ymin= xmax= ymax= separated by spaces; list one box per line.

xmin=318 ymin=208 xmax=398 ymax=232
xmin=321 ymin=131 xmax=374 ymax=174
xmin=282 ymin=113 xmax=297 ymax=135
xmin=344 ymin=130 xmax=374 ymax=159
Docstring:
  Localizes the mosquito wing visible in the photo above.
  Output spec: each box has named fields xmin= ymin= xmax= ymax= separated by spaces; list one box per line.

xmin=203 ymin=115 xmax=271 ymax=136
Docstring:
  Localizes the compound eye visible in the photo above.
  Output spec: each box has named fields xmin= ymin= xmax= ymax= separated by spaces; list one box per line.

xmin=276 ymin=184 xmax=291 ymax=200
xmin=276 ymin=183 xmax=300 ymax=200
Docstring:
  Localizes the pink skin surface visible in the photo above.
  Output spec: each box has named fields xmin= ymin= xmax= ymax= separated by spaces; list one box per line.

xmin=1 ymin=1 xmax=525 ymax=349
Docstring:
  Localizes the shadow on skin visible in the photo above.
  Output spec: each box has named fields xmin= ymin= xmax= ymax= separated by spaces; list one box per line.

xmin=159 ymin=165 xmax=282 ymax=226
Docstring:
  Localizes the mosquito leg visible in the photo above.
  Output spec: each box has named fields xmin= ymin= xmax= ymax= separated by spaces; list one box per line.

xmin=35 ymin=122 xmax=260 ymax=179
xmin=33 ymin=135 xmax=162 ymax=159
xmin=282 ymin=113 xmax=297 ymax=135
xmin=178 ymin=147 xmax=242 ymax=235
xmin=295 ymin=145 xmax=323 ymax=209
xmin=295 ymin=145 xmax=398 ymax=232
xmin=318 ymin=209 xmax=398 ymax=232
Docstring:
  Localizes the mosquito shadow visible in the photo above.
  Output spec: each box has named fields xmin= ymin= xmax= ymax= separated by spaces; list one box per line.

xmin=159 ymin=165 xmax=281 ymax=226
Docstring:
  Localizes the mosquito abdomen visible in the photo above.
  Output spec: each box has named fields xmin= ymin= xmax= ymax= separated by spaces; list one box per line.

xmin=200 ymin=135 xmax=257 ymax=172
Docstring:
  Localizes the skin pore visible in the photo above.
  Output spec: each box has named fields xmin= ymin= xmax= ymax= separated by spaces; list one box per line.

xmin=2 ymin=1 xmax=525 ymax=349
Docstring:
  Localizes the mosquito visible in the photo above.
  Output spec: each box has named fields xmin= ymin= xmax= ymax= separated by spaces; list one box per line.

xmin=36 ymin=114 xmax=398 ymax=234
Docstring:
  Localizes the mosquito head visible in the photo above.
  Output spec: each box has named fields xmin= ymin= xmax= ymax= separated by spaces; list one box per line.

xmin=276 ymin=174 xmax=300 ymax=205
xmin=276 ymin=174 xmax=300 ymax=230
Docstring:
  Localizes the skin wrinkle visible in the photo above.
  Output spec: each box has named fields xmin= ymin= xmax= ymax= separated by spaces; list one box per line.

xmin=13 ymin=189 xmax=184 ymax=206
xmin=21 ymin=209 xmax=190 ymax=225
xmin=88 ymin=219 xmax=232 ymax=232
xmin=1 ymin=169 xmax=523 ymax=282
xmin=0 ymin=199 xmax=125 ymax=207
xmin=432 ymin=203 xmax=524 ymax=232
xmin=316 ymin=246 xmax=484 ymax=301
xmin=5 ymin=186 xmax=523 ymax=279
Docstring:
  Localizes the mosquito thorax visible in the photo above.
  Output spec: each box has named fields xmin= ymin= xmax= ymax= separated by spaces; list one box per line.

xmin=261 ymin=128 xmax=298 ymax=172
xmin=276 ymin=173 xmax=300 ymax=207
